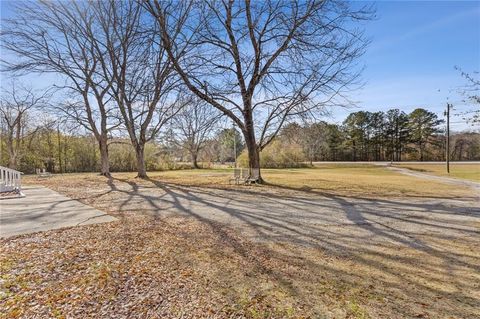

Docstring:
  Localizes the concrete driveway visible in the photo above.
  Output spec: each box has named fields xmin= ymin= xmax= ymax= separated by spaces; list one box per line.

xmin=0 ymin=186 xmax=116 ymax=238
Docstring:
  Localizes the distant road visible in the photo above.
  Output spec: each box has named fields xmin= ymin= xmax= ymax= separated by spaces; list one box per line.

xmin=311 ymin=161 xmax=480 ymax=165
xmin=384 ymin=165 xmax=480 ymax=192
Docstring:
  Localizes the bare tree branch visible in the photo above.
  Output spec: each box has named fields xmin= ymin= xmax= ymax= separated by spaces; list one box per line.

xmin=144 ymin=0 xmax=373 ymax=181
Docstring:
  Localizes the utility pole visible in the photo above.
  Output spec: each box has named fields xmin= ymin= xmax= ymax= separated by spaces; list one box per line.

xmin=233 ymin=123 xmax=237 ymax=168
xmin=444 ymin=103 xmax=451 ymax=174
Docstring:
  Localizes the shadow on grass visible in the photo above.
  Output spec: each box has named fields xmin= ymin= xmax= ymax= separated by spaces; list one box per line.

xmin=70 ymin=174 xmax=480 ymax=317
xmin=24 ymin=174 xmax=479 ymax=317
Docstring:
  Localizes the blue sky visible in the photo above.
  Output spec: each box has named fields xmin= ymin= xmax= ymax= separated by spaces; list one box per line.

xmin=1 ymin=0 xmax=479 ymax=131
xmin=330 ymin=0 xmax=480 ymax=131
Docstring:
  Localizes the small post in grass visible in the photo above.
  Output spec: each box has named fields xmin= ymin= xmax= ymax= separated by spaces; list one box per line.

xmin=444 ymin=103 xmax=451 ymax=174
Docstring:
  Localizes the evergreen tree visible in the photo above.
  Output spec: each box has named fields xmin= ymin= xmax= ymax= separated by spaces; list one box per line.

xmin=343 ymin=111 xmax=371 ymax=161
xmin=385 ymin=109 xmax=410 ymax=161
xmin=408 ymin=108 xmax=444 ymax=161
xmin=369 ymin=112 xmax=386 ymax=160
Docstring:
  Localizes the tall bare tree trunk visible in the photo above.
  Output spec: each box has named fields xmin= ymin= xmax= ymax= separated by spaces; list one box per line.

xmin=243 ymin=109 xmax=263 ymax=182
xmin=244 ymin=130 xmax=262 ymax=182
xmin=98 ymin=136 xmax=110 ymax=177
xmin=64 ymin=135 xmax=68 ymax=172
xmin=191 ymin=152 xmax=200 ymax=169
xmin=7 ymin=133 xmax=17 ymax=170
xmin=135 ymin=144 xmax=147 ymax=178
xmin=8 ymin=153 xmax=17 ymax=170
xmin=57 ymin=126 xmax=63 ymax=173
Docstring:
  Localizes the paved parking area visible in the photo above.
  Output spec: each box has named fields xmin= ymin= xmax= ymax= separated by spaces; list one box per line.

xmin=0 ymin=186 xmax=116 ymax=238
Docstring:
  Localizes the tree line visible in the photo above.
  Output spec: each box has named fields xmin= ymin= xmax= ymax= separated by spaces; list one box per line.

xmin=261 ymin=108 xmax=480 ymax=166
xmin=0 ymin=104 xmax=244 ymax=174
xmin=2 ymin=98 xmax=478 ymax=174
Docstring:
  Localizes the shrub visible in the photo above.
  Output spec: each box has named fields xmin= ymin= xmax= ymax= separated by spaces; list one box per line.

xmin=237 ymin=139 xmax=308 ymax=168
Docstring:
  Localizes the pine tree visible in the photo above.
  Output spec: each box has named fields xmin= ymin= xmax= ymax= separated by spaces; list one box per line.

xmin=408 ymin=109 xmax=444 ymax=161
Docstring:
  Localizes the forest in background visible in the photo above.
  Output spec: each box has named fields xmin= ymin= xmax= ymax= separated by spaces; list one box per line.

xmin=1 ymin=105 xmax=478 ymax=174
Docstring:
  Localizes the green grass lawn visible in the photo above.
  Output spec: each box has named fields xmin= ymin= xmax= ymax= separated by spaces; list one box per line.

xmin=395 ymin=163 xmax=480 ymax=182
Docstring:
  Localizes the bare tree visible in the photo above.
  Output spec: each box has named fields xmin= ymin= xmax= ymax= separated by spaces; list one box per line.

xmin=0 ymin=83 xmax=49 ymax=170
xmin=301 ymin=122 xmax=329 ymax=165
xmin=144 ymin=0 xmax=372 ymax=182
xmin=456 ymin=66 xmax=479 ymax=126
xmin=1 ymin=0 xmax=118 ymax=176
xmin=170 ymin=98 xmax=222 ymax=168
xmin=87 ymin=0 xmax=184 ymax=178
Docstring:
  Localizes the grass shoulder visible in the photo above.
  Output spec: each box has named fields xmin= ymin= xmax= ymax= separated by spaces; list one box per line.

xmin=395 ymin=163 xmax=480 ymax=182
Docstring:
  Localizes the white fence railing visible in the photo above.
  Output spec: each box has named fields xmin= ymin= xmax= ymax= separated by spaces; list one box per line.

xmin=0 ymin=166 xmax=22 ymax=193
